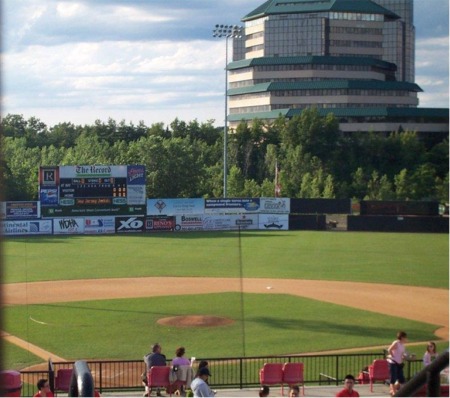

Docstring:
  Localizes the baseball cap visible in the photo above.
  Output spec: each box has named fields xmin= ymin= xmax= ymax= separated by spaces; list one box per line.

xmin=199 ymin=367 xmax=211 ymax=376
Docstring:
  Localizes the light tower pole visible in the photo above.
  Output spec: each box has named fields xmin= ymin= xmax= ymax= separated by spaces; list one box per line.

xmin=212 ymin=24 xmax=243 ymax=198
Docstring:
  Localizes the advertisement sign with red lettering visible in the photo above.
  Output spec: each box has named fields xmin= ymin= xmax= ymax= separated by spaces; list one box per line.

xmin=146 ymin=216 xmax=176 ymax=232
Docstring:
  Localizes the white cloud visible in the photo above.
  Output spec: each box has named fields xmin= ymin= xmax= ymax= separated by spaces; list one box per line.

xmin=1 ymin=0 xmax=448 ymax=127
xmin=56 ymin=2 xmax=86 ymax=18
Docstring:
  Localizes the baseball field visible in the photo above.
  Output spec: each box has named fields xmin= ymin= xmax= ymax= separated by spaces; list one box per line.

xmin=2 ymin=231 xmax=449 ymax=370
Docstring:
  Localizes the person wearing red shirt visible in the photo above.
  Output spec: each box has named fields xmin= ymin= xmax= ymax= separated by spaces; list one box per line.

xmin=33 ymin=379 xmax=54 ymax=397
xmin=336 ymin=374 xmax=360 ymax=397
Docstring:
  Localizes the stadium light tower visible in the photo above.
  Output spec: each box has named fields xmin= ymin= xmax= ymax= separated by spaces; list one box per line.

xmin=212 ymin=24 xmax=243 ymax=198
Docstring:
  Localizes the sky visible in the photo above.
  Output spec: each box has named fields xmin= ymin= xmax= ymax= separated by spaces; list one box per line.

xmin=1 ymin=0 xmax=449 ymax=128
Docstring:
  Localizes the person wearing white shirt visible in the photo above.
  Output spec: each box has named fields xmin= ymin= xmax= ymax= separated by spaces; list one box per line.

xmin=191 ymin=367 xmax=215 ymax=397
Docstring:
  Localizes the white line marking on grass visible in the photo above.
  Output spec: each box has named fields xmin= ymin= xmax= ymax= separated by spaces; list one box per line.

xmin=29 ymin=316 xmax=49 ymax=325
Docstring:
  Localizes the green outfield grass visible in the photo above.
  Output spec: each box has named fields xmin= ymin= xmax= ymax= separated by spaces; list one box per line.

xmin=3 ymin=231 xmax=448 ymax=287
xmin=2 ymin=231 xmax=448 ymax=369
xmin=3 ymin=293 xmax=439 ymax=361
xmin=3 ymin=341 xmax=43 ymax=370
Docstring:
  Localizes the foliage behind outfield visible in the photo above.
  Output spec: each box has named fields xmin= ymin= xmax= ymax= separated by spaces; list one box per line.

xmin=2 ymin=231 xmax=448 ymax=367
xmin=3 ymin=231 xmax=449 ymax=288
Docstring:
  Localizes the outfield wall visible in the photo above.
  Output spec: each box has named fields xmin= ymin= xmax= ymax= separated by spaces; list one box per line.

xmin=1 ymin=198 xmax=447 ymax=235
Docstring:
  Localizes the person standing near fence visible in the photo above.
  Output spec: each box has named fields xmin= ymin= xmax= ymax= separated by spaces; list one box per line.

xmin=387 ymin=331 xmax=408 ymax=396
xmin=423 ymin=342 xmax=437 ymax=367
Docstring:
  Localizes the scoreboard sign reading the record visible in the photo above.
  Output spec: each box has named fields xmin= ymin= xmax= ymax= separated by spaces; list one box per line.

xmin=39 ymin=165 xmax=146 ymax=217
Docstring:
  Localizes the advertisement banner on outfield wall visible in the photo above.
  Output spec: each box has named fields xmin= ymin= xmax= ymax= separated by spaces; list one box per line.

xmin=258 ymin=214 xmax=289 ymax=230
xmin=1 ymin=201 xmax=41 ymax=219
xmin=259 ymin=198 xmax=290 ymax=214
xmin=204 ymin=198 xmax=260 ymax=214
xmin=1 ymin=220 xmax=52 ymax=235
xmin=175 ymin=215 xmax=204 ymax=231
xmin=115 ymin=216 xmax=145 ymax=233
xmin=174 ymin=214 xmax=259 ymax=231
xmin=203 ymin=214 xmax=259 ymax=231
xmin=84 ymin=216 xmax=116 ymax=234
xmin=53 ymin=218 xmax=85 ymax=234
xmin=147 ymin=198 xmax=204 ymax=216
xmin=146 ymin=216 xmax=176 ymax=231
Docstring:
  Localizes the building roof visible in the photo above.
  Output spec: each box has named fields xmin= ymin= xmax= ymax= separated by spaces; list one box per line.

xmin=228 ymin=80 xmax=423 ymax=96
xmin=228 ymin=55 xmax=397 ymax=71
xmin=227 ymin=107 xmax=449 ymax=122
xmin=242 ymin=0 xmax=400 ymax=22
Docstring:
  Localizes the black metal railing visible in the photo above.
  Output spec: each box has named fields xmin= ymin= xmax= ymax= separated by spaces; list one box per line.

xmin=396 ymin=351 xmax=449 ymax=397
xmin=18 ymin=352 xmax=429 ymax=396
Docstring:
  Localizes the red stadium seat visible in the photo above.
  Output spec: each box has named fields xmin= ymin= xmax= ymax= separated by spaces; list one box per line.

xmin=368 ymin=359 xmax=390 ymax=392
xmin=282 ymin=362 xmax=305 ymax=396
xmin=55 ymin=368 xmax=73 ymax=396
xmin=147 ymin=366 xmax=173 ymax=397
xmin=259 ymin=363 xmax=284 ymax=395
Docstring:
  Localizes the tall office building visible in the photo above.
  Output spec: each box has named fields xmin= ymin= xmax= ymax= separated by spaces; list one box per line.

xmin=227 ymin=0 xmax=448 ymax=134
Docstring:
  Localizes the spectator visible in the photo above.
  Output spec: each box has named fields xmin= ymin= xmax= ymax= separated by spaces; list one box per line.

xmin=172 ymin=347 xmax=193 ymax=396
xmin=423 ymin=342 xmax=437 ymax=367
xmin=335 ymin=374 xmax=359 ymax=397
xmin=196 ymin=360 xmax=209 ymax=377
xmin=191 ymin=367 xmax=215 ymax=397
xmin=259 ymin=385 xmax=270 ymax=397
xmin=144 ymin=343 xmax=167 ymax=397
xmin=172 ymin=347 xmax=191 ymax=366
xmin=289 ymin=385 xmax=300 ymax=397
xmin=33 ymin=379 xmax=54 ymax=397
xmin=387 ymin=331 xmax=408 ymax=396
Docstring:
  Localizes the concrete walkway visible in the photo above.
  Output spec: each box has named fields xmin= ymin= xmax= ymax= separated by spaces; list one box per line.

xmin=103 ymin=383 xmax=391 ymax=397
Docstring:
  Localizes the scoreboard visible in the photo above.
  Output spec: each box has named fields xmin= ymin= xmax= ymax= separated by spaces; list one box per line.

xmin=59 ymin=177 xmax=128 ymax=205
xmin=39 ymin=165 xmax=146 ymax=217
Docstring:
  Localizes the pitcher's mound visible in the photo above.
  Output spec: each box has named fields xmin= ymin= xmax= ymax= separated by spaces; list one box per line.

xmin=157 ymin=315 xmax=234 ymax=328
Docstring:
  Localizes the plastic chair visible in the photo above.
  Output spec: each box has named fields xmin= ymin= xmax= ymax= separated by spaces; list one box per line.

xmin=0 ymin=370 xmax=22 ymax=397
xmin=147 ymin=366 xmax=173 ymax=397
xmin=282 ymin=362 xmax=305 ymax=396
xmin=55 ymin=368 xmax=73 ymax=396
xmin=259 ymin=363 xmax=284 ymax=395
xmin=368 ymin=359 xmax=390 ymax=392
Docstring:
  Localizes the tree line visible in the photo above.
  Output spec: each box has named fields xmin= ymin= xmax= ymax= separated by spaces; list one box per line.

xmin=1 ymin=110 xmax=448 ymax=203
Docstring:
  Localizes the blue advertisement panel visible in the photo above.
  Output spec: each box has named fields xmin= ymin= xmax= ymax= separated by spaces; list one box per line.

xmin=204 ymin=198 xmax=260 ymax=214
xmin=126 ymin=165 xmax=146 ymax=205
xmin=147 ymin=198 xmax=204 ymax=216
xmin=258 ymin=214 xmax=289 ymax=230
xmin=1 ymin=220 xmax=52 ymax=235
xmin=4 ymin=201 xmax=40 ymax=219
xmin=84 ymin=216 xmax=116 ymax=234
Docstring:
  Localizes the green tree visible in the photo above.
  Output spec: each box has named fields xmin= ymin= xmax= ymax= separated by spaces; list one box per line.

xmin=227 ymin=165 xmax=245 ymax=198
xmin=394 ymin=169 xmax=412 ymax=200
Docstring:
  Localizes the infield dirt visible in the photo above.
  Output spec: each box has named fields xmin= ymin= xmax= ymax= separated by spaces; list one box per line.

xmin=3 ymin=276 xmax=448 ymax=342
